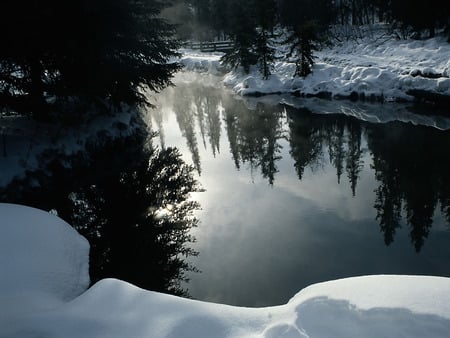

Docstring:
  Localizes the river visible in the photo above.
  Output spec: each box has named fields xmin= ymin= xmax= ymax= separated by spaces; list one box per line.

xmin=2 ymin=71 xmax=450 ymax=307
xmin=147 ymin=72 xmax=450 ymax=306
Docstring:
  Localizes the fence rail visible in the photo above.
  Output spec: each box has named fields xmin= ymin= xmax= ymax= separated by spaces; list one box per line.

xmin=183 ymin=40 xmax=234 ymax=52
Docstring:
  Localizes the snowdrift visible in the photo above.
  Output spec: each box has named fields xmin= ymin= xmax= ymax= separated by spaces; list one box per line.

xmin=1 ymin=203 xmax=450 ymax=338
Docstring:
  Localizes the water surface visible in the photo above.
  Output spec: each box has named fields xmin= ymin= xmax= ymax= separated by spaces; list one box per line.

xmin=148 ymin=73 xmax=450 ymax=307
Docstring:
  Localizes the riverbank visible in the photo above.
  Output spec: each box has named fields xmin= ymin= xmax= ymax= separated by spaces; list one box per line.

xmin=0 ymin=109 xmax=145 ymax=187
xmin=179 ymin=26 xmax=450 ymax=109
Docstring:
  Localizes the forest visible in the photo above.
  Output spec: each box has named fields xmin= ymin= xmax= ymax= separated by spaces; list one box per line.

xmin=1 ymin=0 xmax=449 ymax=120
xmin=176 ymin=0 xmax=450 ymax=40
xmin=167 ymin=0 xmax=450 ymax=77
xmin=0 ymin=0 xmax=180 ymax=121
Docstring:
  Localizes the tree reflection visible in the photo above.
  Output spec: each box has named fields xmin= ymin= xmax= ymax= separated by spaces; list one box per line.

xmin=71 ymin=146 xmax=200 ymax=296
xmin=150 ymin=80 xmax=450 ymax=251
xmin=345 ymin=121 xmax=364 ymax=196
xmin=367 ymin=123 xmax=450 ymax=252
xmin=151 ymin=108 xmax=166 ymax=149
xmin=285 ymin=106 xmax=450 ymax=251
xmin=1 ymin=131 xmax=201 ymax=296
xmin=223 ymin=99 xmax=283 ymax=185
xmin=326 ymin=119 xmax=346 ymax=184
xmin=286 ymin=106 xmax=364 ymax=195
xmin=372 ymin=150 xmax=402 ymax=246
xmin=286 ymin=107 xmax=323 ymax=180
xmin=172 ymin=86 xmax=202 ymax=175
xmin=205 ymin=95 xmax=222 ymax=157
xmin=169 ymin=84 xmax=224 ymax=173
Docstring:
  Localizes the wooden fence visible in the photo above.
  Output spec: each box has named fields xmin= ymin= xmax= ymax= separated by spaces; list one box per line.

xmin=183 ymin=40 xmax=234 ymax=52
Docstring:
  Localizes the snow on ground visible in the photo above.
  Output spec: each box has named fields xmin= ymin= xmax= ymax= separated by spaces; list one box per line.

xmin=0 ymin=109 xmax=144 ymax=187
xmin=1 ymin=203 xmax=450 ymax=338
xmin=178 ymin=50 xmax=226 ymax=75
xmin=179 ymin=28 xmax=450 ymax=101
xmin=0 ymin=203 xmax=89 ymax=337
xmin=178 ymin=31 xmax=450 ymax=129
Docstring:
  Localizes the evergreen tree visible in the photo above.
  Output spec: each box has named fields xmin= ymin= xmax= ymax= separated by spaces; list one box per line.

xmin=286 ymin=21 xmax=319 ymax=77
xmin=279 ymin=1 xmax=333 ymax=78
xmin=254 ymin=0 xmax=277 ymax=79
xmin=0 ymin=0 xmax=180 ymax=120
xmin=255 ymin=30 xmax=276 ymax=79
xmin=220 ymin=0 xmax=258 ymax=73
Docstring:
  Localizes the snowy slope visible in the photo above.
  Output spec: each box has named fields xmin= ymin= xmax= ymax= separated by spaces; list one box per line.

xmin=1 ymin=203 xmax=450 ymax=338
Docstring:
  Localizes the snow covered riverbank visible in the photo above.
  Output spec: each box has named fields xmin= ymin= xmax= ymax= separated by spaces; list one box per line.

xmin=179 ymin=30 xmax=450 ymax=106
xmin=1 ymin=203 xmax=450 ymax=338
xmin=0 ymin=109 xmax=145 ymax=187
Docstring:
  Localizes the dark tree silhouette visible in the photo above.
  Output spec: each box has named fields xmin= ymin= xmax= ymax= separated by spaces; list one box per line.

xmin=71 ymin=146 xmax=200 ymax=296
xmin=367 ymin=122 xmax=450 ymax=251
xmin=345 ymin=121 xmax=364 ymax=196
xmin=1 ymin=127 xmax=201 ymax=296
xmin=0 ymin=0 xmax=180 ymax=120
xmin=286 ymin=107 xmax=324 ymax=180
xmin=222 ymin=98 xmax=283 ymax=184
xmin=286 ymin=21 xmax=319 ymax=78
xmin=254 ymin=0 xmax=277 ymax=79
xmin=220 ymin=0 xmax=258 ymax=73
xmin=373 ymin=155 xmax=403 ymax=246
xmin=326 ymin=119 xmax=346 ymax=184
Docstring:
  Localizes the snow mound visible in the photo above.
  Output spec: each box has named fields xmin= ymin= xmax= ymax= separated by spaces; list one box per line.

xmin=17 ymin=276 xmax=450 ymax=338
xmin=0 ymin=203 xmax=89 ymax=335
xmin=1 ymin=203 xmax=450 ymax=338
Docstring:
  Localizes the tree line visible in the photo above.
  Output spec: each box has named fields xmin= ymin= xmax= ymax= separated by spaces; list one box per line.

xmin=186 ymin=0 xmax=450 ymax=39
xmin=179 ymin=0 xmax=450 ymax=78
xmin=1 ymin=1 xmax=449 ymax=119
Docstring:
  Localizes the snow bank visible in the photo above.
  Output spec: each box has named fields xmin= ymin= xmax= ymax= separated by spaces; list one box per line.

xmin=0 ymin=203 xmax=89 ymax=335
xmin=179 ymin=49 xmax=227 ymax=75
xmin=9 ymin=276 xmax=450 ymax=338
xmin=1 ymin=203 xmax=450 ymax=338
xmin=181 ymin=34 xmax=450 ymax=105
xmin=0 ymin=109 xmax=144 ymax=187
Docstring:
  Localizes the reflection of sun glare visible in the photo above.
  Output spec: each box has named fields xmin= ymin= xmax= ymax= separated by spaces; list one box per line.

xmin=154 ymin=204 xmax=174 ymax=220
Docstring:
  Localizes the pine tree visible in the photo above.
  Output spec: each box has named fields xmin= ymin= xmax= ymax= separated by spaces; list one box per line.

xmin=0 ymin=0 xmax=181 ymax=120
xmin=220 ymin=0 xmax=258 ymax=73
xmin=287 ymin=21 xmax=318 ymax=78
xmin=254 ymin=0 xmax=277 ymax=79
xmin=255 ymin=30 xmax=276 ymax=79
